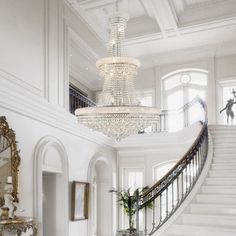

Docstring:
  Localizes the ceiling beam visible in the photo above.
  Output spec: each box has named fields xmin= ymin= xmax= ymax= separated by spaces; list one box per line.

xmin=140 ymin=0 xmax=180 ymax=37
xmin=152 ymin=0 xmax=180 ymax=36
xmin=140 ymin=0 xmax=167 ymax=38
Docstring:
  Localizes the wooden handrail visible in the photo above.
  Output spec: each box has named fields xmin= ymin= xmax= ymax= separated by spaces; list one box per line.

xmin=140 ymin=97 xmax=207 ymax=200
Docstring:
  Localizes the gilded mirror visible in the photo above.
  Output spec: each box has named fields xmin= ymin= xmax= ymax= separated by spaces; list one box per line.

xmin=0 ymin=116 xmax=20 ymax=206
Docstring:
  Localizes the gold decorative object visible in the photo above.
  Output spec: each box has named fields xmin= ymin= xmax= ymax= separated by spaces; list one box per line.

xmin=0 ymin=207 xmax=9 ymax=220
xmin=0 ymin=116 xmax=21 ymax=204
xmin=0 ymin=217 xmax=37 ymax=236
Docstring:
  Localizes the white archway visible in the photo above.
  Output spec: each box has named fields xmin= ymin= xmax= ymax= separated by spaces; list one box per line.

xmin=87 ymin=153 xmax=116 ymax=236
xmin=34 ymin=136 xmax=69 ymax=236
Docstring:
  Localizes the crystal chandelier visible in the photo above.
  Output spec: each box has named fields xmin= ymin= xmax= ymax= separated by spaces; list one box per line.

xmin=75 ymin=12 xmax=160 ymax=140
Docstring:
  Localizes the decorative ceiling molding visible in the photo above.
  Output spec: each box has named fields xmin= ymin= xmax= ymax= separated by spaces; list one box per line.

xmin=65 ymin=0 xmax=236 ymax=88
xmin=139 ymin=42 xmax=236 ymax=68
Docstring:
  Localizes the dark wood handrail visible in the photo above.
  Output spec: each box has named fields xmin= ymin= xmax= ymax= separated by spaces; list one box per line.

xmin=140 ymin=97 xmax=207 ymax=200
xmin=140 ymin=124 xmax=206 ymax=201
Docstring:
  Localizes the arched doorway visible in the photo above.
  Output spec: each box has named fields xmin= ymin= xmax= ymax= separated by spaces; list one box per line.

xmin=88 ymin=155 xmax=116 ymax=236
xmin=34 ymin=136 xmax=69 ymax=236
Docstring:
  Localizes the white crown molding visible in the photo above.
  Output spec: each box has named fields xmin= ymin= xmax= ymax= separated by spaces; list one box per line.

xmin=0 ymin=79 xmax=114 ymax=148
xmin=139 ymin=43 xmax=236 ymax=68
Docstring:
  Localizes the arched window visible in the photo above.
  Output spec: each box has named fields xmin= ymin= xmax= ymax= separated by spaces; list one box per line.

xmin=162 ymin=69 xmax=208 ymax=131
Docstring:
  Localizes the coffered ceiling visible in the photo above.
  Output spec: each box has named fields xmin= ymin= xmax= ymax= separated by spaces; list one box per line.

xmin=66 ymin=0 xmax=236 ymax=90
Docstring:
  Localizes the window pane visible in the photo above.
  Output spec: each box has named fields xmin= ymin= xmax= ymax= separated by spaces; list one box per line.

xmin=122 ymin=168 xmax=144 ymax=229
xmin=189 ymin=103 xmax=204 ymax=124
xmin=167 ymin=90 xmax=183 ymax=110
xmin=168 ymin=113 xmax=184 ymax=132
xmin=164 ymin=74 xmax=181 ymax=90
xmin=190 ymin=73 xmax=207 ymax=86
xmin=188 ymin=88 xmax=205 ymax=102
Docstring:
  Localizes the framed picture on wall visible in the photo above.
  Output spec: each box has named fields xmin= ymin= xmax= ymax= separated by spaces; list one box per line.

xmin=71 ymin=181 xmax=89 ymax=221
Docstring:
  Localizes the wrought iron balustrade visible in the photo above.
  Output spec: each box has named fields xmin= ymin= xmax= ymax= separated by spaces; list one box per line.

xmin=135 ymin=97 xmax=208 ymax=236
xmin=69 ymin=86 xmax=96 ymax=114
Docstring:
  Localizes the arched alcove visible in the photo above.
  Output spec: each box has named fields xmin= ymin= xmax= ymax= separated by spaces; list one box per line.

xmin=34 ymin=136 xmax=69 ymax=236
xmin=87 ymin=154 xmax=116 ymax=236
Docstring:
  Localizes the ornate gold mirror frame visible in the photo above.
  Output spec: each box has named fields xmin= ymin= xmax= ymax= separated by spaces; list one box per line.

xmin=0 ymin=116 xmax=20 ymax=203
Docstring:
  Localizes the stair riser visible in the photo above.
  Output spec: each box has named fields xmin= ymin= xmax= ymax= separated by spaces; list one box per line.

xmin=182 ymin=215 xmax=236 ymax=227
xmin=170 ymin=225 xmax=236 ymax=236
xmin=202 ymin=187 xmax=236 ymax=194
xmin=214 ymin=151 xmax=236 ymax=155
xmin=206 ymin=179 xmax=236 ymax=185
xmin=196 ymin=196 xmax=236 ymax=204
xmin=209 ymin=172 xmax=236 ymax=178
xmin=190 ymin=205 xmax=236 ymax=215
xmin=213 ymin=159 xmax=236 ymax=163
xmin=211 ymin=165 xmax=236 ymax=170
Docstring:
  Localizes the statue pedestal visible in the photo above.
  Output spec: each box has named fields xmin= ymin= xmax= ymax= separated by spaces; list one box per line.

xmin=0 ymin=217 xmax=37 ymax=236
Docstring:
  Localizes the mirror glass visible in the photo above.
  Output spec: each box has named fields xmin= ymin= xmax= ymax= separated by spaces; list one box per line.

xmin=0 ymin=116 xmax=20 ymax=206
xmin=0 ymin=135 xmax=11 ymax=206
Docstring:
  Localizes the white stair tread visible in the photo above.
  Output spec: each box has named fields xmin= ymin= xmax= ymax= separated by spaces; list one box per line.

xmin=182 ymin=213 xmax=236 ymax=227
xmin=190 ymin=203 xmax=236 ymax=215
xmin=213 ymin=159 xmax=236 ymax=163
xmin=170 ymin=224 xmax=236 ymax=236
xmin=211 ymin=164 xmax=236 ymax=170
xmin=205 ymin=178 xmax=236 ymax=185
xmin=163 ymin=126 xmax=236 ymax=236
xmin=201 ymin=185 xmax=236 ymax=194
xmin=196 ymin=194 xmax=236 ymax=205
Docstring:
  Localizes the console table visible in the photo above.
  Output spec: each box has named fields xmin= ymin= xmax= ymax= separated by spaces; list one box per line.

xmin=0 ymin=217 xmax=37 ymax=236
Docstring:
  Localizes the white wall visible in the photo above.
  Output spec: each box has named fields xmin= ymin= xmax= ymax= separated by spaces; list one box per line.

xmin=0 ymin=1 xmax=116 ymax=236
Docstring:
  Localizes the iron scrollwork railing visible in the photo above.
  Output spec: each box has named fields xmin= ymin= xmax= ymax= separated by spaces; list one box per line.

xmin=69 ymin=85 xmax=96 ymax=114
xmin=135 ymin=98 xmax=208 ymax=236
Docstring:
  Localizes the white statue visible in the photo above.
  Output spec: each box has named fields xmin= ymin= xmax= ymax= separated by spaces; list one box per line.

xmin=3 ymin=176 xmax=16 ymax=219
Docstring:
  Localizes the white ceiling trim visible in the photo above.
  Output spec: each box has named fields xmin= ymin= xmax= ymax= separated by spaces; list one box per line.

xmin=139 ymin=42 xmax=236 ymax=68
xmin=125 ymin=16 xmax=236 ymax=46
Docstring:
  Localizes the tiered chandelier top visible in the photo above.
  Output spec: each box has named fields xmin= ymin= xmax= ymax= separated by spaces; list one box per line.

xmin=75 ymin=12 xmax=160 ymax=140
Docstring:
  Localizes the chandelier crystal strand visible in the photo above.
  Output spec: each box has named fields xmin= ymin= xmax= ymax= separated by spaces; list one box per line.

xmin=75 ymin=13 xmax=160 ymax=141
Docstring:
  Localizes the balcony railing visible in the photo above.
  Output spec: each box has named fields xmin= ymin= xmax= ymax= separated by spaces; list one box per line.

xmin=69 ymin=86 xmax=96 ymax=114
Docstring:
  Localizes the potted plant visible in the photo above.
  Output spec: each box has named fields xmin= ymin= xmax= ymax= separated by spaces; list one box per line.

xmin=114 ymin=187 xmax=152 ymax=236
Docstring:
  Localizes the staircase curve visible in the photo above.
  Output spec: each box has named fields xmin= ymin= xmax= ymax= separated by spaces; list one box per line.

xmin=135 ymin=98 xmax=236 ymax=236
xmin=162 ymin=125 xmax=236 ymax=236
xmin=135 ymin=97 xmax=209 ymax=235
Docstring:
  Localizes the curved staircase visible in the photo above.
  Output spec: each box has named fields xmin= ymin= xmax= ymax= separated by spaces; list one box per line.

xmin=164 ymin=125 xmax=236 ymax=236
